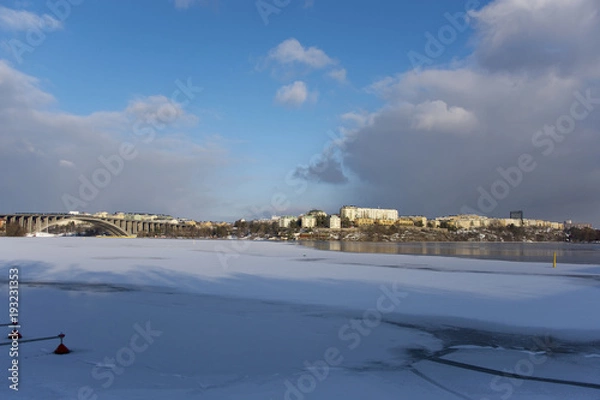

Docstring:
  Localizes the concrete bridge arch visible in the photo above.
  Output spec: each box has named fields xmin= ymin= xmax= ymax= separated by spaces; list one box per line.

xmin=1 ymin=213 xmax=186 ymax=237
xmin=40 ymin=216 xmax=130 ymax=236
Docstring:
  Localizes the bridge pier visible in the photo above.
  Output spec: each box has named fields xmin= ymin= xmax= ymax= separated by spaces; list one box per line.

xmin=16 ymin=216 xmax=24 ymax=231
xmin=48 ymin=216 xmax=57 ymax=231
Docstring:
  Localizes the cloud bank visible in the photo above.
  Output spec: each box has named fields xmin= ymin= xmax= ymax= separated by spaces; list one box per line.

xmin=0 ymin=61 xmax=228 ymax=218
xmin=295 ymin=0 xmax=600 ymax=225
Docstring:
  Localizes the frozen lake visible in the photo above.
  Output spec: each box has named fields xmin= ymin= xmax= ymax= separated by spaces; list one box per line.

xmin=302 ymin=240 xmax=600 ymax=265
xmin=0 ymin=238 xmax=599 ymax=399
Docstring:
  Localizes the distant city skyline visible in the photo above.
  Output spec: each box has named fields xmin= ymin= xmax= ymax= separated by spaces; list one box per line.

xmin=1 ymin=0 xmax=599 ymax=227
xmin=1 ymin=207 xmax=590 ymax=229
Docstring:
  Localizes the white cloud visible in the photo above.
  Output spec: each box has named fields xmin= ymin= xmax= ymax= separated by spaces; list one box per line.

xmin=0 ymin=61 xmax=229 ymax=218
xmin=411 ymin=100 xmax=478 ymax=135
xmin=125 ymin=95 xmax=186 ymax=123
xmin=266 ymin=38 xmax=335 ymax=69
xmin=260 ymin=39 xmax=347 ymax=88
xmin=328 ymin=68 xmax=347 ymax=83
xmin=340 ymin=111 xmax=374 ymax=129
xmin=173 ymin=0 xmax=218 ymax=10
xmin=0 ymin=5 xmax=62 ymax=32
xmin=275 ymin=81 xmax=317 ymax=107
xmin=0 ymin=60 xmax=54 ymax=108
xmin=59 ymin=159 xmax=75 ymax=168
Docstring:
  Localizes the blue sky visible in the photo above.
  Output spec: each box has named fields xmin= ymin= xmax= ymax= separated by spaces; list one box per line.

xmin=1 ymin=0 xmax=600 ymax=226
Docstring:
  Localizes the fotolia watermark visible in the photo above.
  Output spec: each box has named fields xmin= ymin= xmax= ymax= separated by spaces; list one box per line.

xmin=407 ymin=0 xmax=479 ymax=71
xmin=281 ymin=282 xmax=408 ymax=400
xmin=461 ymin=88 xmax=600 ymax=216
xmin=3 ymin=0 xmax=84 ymax=64
xmin=61 ymin=78 xmax=202 ymax=211
xmin=76 ymin=321 xmax=162 ymax=400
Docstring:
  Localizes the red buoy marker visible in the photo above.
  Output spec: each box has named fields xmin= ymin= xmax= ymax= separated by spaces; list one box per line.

xmin=54 ymin=333 xmax=70 ymax=355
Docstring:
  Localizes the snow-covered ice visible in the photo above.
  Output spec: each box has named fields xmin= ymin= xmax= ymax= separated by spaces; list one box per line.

xmin=0 ymin=238 xmax=598 ymax=399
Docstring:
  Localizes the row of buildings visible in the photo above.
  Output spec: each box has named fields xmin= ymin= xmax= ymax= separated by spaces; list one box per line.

xmin=274 ymin=206 xmax=426 ymax=229
xmin=1 ymin=207 xmax=591 ymax=233
xmin=73 ymin=211 xmax=227 ymax=228
xmin=430 ymin=214 xmax=564 ymax=230
xmin=272 ymin=206 xmax=573 ymax=231
xmin=92 ymin=209 xmax=590 ymax=231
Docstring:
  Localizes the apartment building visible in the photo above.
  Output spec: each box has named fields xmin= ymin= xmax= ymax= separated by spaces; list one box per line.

xmin=301 ymin=215 xmax=317 ymax=228
xmin=278 ymin=216 xmax=297 ymax=229
xmin=340 ymin=206 xmax=398 ymax=221
xmin=328 ymin=215 xmax=341 ymax=229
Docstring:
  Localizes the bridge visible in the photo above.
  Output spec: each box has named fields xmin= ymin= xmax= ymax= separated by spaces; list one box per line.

xmin=0 ymin=214 xmax=189 ymax=237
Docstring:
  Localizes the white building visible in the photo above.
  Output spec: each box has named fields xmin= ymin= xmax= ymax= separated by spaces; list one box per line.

xmin=328 ymin=215 xmax=341 ymax=229
xmin=278 ymin=216 xmax=297 ymax=229
xmin=301 ymin=215 xmax=317 ymax=228
xmin=340 ymin=206 xmax=398 ymax=221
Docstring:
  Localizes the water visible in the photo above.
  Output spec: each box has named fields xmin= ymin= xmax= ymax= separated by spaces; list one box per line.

xmin=299 ymin=241 xmax=600 ymax=265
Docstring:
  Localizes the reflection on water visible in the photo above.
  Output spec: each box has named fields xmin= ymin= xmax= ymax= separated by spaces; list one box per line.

xmin=300 ymin=241 xmax=600 ymax=265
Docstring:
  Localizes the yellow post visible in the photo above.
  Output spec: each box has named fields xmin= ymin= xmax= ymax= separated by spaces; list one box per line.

xmin=553 ymin=251 xmax=557 ymax=268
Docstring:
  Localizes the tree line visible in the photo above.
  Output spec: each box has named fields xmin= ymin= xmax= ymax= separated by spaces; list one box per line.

xmin=567 ymin=227 xmax=600 ymax=243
